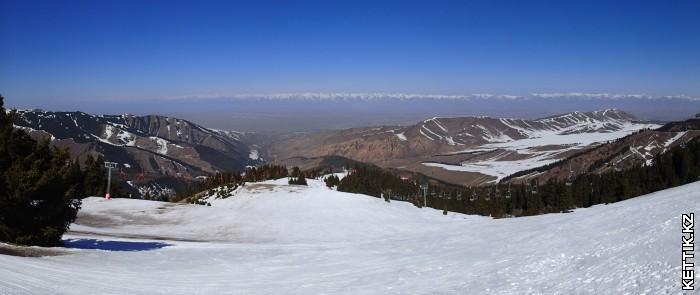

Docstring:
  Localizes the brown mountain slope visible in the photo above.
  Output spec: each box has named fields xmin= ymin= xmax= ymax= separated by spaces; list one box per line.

xmin=503 ymin=120 xmax=700 ymax=184
xmin=267 ymin=109 xmax=658 ymax=186
xmin=13 ymin=110 xmax=260 ymax=184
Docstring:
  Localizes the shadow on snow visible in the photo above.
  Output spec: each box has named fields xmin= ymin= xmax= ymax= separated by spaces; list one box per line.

xmin=62 ymin=238 xmax=171 ymax=251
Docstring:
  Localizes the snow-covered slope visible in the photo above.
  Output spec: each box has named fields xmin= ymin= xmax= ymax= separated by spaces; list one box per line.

xmin=1 ymin=178 xmax=698 ymax=294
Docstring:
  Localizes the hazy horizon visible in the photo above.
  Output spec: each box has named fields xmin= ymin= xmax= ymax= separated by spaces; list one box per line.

xmin=2 ymin=0 xmax=699 ymax=132
xmin=7 ymin=93 xmax=699 ymax=132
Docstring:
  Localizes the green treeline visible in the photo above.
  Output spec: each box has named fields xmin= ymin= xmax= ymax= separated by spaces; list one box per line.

xmin=338 ymin=166 xmax=420 ymax=200
xmin=338 ymin=137 xmax=700 ymax=218
xmin=0 ymin=96 xmax=92 ymax=246
xmin=174 ymin=164 xmax=293 ymax=201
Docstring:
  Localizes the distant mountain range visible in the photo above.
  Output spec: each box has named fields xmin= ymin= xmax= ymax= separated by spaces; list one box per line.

xmin=267 ymin=109 xmax=663 ymax=186
xmin=13 ymin=110 xmax=262 ymax=184
xmin=13 ymin=108 xmax=696 ymax=195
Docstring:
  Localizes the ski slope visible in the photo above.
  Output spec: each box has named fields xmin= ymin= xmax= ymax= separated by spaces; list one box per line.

xmin=1 ymin=178 xmax=698 ymax=294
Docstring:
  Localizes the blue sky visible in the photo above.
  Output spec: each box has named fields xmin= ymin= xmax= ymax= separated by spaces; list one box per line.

xmin=1 ymin=0 xmax=699 ymax=110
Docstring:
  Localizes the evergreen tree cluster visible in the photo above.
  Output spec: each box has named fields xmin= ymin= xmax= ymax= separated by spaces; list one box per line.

xmin=73 ymin=153 xmax=129 ymax=198
xmin=324 ymin=174 xmax=341 ymax=188
xmin=244 ymin=164 xmax=289 ymax=182
xmin=288 ymin=167 xmax=307 ymax=185
xmin=0 ymin=96 xmax=84 ymax=246
xmin=174 ymin=164 xmax=290 ymax=201
xmin=337 ymin=165 xmax=419 ymax=200
xmin=337 ymin=137 xmax=700 ymax=219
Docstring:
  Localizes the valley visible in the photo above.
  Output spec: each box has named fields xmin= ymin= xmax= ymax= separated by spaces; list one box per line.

xmin=268 ymin=109 xmax=663 ymax=186
xmin=15 ymin=108 xmax=696 ymax=193
xmin=2 ymin=3 xmax=698 ymax=294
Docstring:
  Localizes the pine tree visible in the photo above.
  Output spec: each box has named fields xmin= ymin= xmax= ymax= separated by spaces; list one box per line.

xmin=81 ymin=154 xmax=106 ymax=197
xmin=0 ymin=95 xmax=81 ymax=246
xmin=288 ymin=166 xmax=308 ymax=185
xmin=324 ymin=174 xmax=340 ymax=188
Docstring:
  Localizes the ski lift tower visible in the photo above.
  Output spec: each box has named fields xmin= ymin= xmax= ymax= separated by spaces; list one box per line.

xmin=420 ymin=183 xmax=429 ymax=208
xmin=104 ymin=161 xmax=118 ymax=200
xmin=565 ymin=163 xmax=574 ymax=186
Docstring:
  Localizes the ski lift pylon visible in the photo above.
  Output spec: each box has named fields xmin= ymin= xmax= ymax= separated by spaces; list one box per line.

xmin=565 ymin=163 xmax=574 ymax=186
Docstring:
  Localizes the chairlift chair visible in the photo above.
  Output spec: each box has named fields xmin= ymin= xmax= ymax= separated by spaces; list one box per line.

xmin=531 ymin=181 xmax=538 ymax=195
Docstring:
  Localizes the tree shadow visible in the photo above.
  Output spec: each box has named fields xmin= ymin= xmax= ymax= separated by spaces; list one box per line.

xmin=62 ymin=238 xmax=171 ymax=251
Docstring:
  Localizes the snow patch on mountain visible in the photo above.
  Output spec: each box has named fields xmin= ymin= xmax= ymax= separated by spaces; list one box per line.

xmin=103 ymin=125 xmax=115 ymax=140
xmin=117 ymin=130 xmax=136 ymax=146
xmin=428 ymin=119 xmax=660 ymax=180
xmin=424 ymin=152 xmax=561 ymax=183
xmin=419 ymin=128 xmax=435 ymax=141
xmin=149 ymin=137 xmax=168 ymax=155
xmin=480 ymin=122 xmax=657 ymax=152
xmin=395 ymin=132 xmax=407 ymax=141
xmin=249 ymin=149 xmax=260 ymax=160
xmin=663 ymin=131 xmax=687 ymax=148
